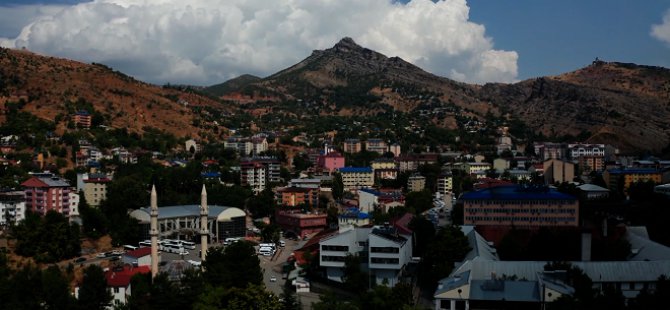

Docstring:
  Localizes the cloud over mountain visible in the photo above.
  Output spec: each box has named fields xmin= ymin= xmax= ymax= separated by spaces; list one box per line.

xmin=0 ymin=0 xmax=518 ymax=85
xmin=651 ymin=9 xmax=670 ymax=46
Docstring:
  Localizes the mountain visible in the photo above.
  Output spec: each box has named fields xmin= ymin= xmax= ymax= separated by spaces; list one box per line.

xmin=211 ymin=39 xmax=670 ymax=153
xmin=478 ymin=61 xmax=670 ymax=152
xmin=209 ymin=37 xmax=486 ymax=117
xmin=0 ymin=48 xmax=228 ymax=141
xmin=204 ymin=74 xmax=261 ymax=97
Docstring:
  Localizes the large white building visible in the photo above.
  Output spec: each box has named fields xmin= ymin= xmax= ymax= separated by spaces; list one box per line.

xmin=129 ymin=205 xmax=246 ymax=243
xmin=434 ymin=226 xmax=670 ymax=310
xmin=319 ymin=225 xmax=413 ymax=287
xmin=0 ymin=191 xmax=25 ymax=226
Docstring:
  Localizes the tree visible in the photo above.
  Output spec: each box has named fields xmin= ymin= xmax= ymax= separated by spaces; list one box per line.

xmin=312 ymin=292 xmax=358 ymax=310
xmin=280 ymin=285 xmax=301 ymax=310
xmin=202 ymin=242 xmax=262 ymax=288
xmin=342 ymin=254 xmax=368 ymax=292
xmin=13 ymin=210 xmax=81 ymax=263
xmin=194 ymin=285 xmax=281 ymax=310
xmin=332 ymin=173 xmax=344 ymax=200
xmin=404 ymin=189 xmax=433 ymax=214
xmin=42 ymin=265 xmax=76 ymax=310
xmin=420 ymin=225 xmax=471 ymax=287
xmin=408 ymin=216 xmax=435 ymax=257
xmin=247 ymin=187 xmax=276 ymax=218
xmin=77 ymin=265 xmax=112 ymax=310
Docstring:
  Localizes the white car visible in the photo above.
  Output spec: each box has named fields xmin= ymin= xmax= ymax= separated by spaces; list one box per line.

xmin=270 ymin=276 xmax=277 ymax=282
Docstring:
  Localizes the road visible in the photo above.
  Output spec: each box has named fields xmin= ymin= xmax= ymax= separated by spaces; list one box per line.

xmin=259 ymin=238 xmax=300 ymax=296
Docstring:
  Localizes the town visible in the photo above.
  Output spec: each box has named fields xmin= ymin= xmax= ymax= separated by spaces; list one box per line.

xmin=1 ymin=107 xmax=669 ymax=310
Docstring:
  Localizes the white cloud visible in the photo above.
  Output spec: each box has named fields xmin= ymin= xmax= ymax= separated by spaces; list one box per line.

xmin=651 ymin=9 xmax=670 ymax=46
xmin=0 ymin=0 xmax=518 ymax=85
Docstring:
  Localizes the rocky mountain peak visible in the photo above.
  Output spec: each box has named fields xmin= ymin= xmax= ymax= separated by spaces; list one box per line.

xmin=332 ymin=37 xmax=362 ymax=52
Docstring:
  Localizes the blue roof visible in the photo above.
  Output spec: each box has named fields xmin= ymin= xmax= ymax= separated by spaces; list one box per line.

xmin=338 ymin=167 xmax=372 ymax=173
xmin=201 ymin=171 xmax=221 ymax=178
xmin=607 ymin=168 xmax=661 ymax=174
xmin=339 ymin=207 xmax=370 ymax=219
xmin=461 ymin=185 xmax=576 ymax=201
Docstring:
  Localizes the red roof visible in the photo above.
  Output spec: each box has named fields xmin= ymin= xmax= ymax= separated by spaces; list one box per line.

xmin=105 ymin=265 xmax=151 ymax=287
xmin=20 ymin=177 xmax=49 ymax=188
xmin=392 ymin=213 xmax=414 ymax=235
xmin=124 ymin=247 xmax=152 ymax=258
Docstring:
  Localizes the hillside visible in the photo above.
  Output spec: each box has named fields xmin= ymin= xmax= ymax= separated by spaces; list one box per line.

xmin=478 ymin=61 xmax=670 ymax=153
xmin=207 ymin=37 xmax=487 ymax=118
xmin=0 ymin=48 xmax=229 ymax=141
xmin=203 ymin=74 xmax=261 ymax=97
xmin=209 ymin=39 xmax=670 ymax=153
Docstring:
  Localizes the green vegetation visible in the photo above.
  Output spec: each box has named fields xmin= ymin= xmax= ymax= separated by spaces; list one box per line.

xmin=13 ymin=210 xmax=81 ymax=263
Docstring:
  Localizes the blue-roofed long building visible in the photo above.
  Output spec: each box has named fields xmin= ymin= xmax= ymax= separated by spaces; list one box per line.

xmin=338 ymin=167 xmax=374 ymax=190
xmin=129 ymin=205 xmax=246 ymax=243
xmin=462 ymin=185 xmax=579 ymax=227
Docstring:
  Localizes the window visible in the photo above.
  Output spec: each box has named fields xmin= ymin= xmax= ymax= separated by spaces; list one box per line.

xmin=322 ymin=245 xmax=349 ymax=252
xmin=322 ymin=255 xmax=346 ymax=262
xmin=371 ymin=257 xmax=399 ymax=264
xmin=371 ymin=247 xmax=399 ymax=253
xmin=113 ymin=287 xmax=119 ymax=293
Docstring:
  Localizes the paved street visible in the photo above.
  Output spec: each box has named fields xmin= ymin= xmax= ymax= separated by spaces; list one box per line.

xmin=259 ymin=238 xmax=300 ymax=296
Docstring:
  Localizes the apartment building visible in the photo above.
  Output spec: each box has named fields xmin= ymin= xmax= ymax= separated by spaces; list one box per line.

xmin=0 ymin=191 xmax=26 ymax=226
xmin=462 ymin=185 xmax=579 ymax=227
xmin=240 ymin=157 xmax=281 ymax=193
xmin=21 ymin=173 xmax=72 ymax=216
xmin=365 ymin=138 xmax=388 ymax=154
xmin=343 ymin=139 xmax=362 ymax=154
xmin=338 ymin=167 xmax=374 ymax=190
xmin=320 ymin=225 xmax=413 ymax=287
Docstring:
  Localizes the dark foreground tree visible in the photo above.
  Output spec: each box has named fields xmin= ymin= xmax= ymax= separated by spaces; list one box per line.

xmin=77 ymin=265 xmax=112 ymax=310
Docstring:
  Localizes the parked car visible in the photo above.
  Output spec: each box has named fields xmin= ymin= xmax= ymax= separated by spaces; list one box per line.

xmin=74 ymin=257 xmax=86 ymax=263
xmin=270 ymin=276 xmax=277 ymax=282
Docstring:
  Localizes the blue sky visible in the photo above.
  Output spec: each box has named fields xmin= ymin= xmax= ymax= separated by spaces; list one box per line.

xmin=466 ymin=0 xmax=670 ymax=78
xmin=1 ymin=0 xmax=669 ymax=84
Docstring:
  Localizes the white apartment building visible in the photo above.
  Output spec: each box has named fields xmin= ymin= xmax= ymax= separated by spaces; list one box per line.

xmin=437 ymin=173 xmax=453 ymax=195
xmin=320 ymin=225 xmax=413 ymax=287
xmin=0 ymin=191 xmax=26 ymax=226
xmin=338 ymin=167 xmax=374 ymax=190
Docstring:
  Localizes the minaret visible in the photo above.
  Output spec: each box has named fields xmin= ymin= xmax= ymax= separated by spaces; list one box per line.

xmin=200 ymin=184 xmax=209 ymax=261
xmin=150 ymin=185 xmax=159 ymax=278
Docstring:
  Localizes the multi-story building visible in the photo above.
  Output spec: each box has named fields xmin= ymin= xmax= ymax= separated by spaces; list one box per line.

xmin=81 ymin=173 xmax=111 ymax=207
xmin=568 ymin=143 xmax=606 ymax=173
xmin=317 ymin=151 xmax=345 ymax=173
xmin=534 ymin=142 xmax=566 ymax=160
xmin=543 ymin=159 xmax=575 ymax=184
xmin=462 ymin=185 xmax=579 ymax=227
xmin=21 ymin=173 xmax=72 ymax=216
xmin=434 ymin=226 xmax=670 ymax=309
xmin=72 ymin=110 xmax=91 ymax=128
xmin=407 ymin=175 xmax=426 ymax=192
xmin=464 ymin=162 xmax=492 ymax=175
xmin=240 ymin=157 xmax=281 ymax=193
xmin=496 ymin=135 xmax=513 ymax=155
xmin=343 ymin=139 xmax=362 ymax=154
xmin=276 ymin=186 xmax=320 ymax=207
xmin=275 ymin=209 xmax=328 ymax=238
xmin=371 ymin=158 xmax=398 ymax=181
xmin=338 ymin=167 xmax=374 ymax=190
xmin=397 ymin=153 xmax=438 ymax=172
xmin=603 ymin=168 xmax=663 ymax=193
xmin=224 ymin=136 xmax=269 ymax=156
xmin=320 ymin=224 xmax=414 ymax=287
xmin=0 ymin=191 xmax=26 ymax=226
xmin=366 ymin=138 xmax=388 ymax=154
xmin=388 ymin=143 xmax=401 ymax=157
xmin=358 ymin=188 xmax=405 ymax=213
xmin=436 ymin=171 xmax=453 ymax=195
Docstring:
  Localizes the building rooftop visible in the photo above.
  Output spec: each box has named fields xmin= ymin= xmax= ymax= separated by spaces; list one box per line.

xmin=339 ymin=167 xmax=372 ymax=173
xmin=105 ymin=265 xmax=150 ymax=287
xmin=124 ymin=247 xmax=152 ymax=258
xmin=462 ymin=185 xmax=576 ymax=201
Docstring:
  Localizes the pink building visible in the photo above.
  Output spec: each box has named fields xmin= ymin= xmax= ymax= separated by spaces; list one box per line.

xmin=21 ymin=173 xmax=72 ymax=216
xmin=317 ymin=151 xmax=345 ymax=173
